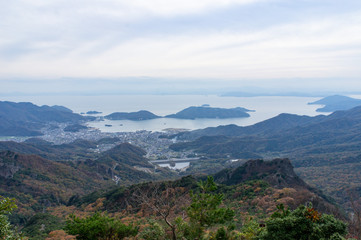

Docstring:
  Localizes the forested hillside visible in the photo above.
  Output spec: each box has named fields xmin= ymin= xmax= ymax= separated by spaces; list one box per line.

xmin=0 ymin=101 xmax=93 ymax=136
xmin=170 ymin=106 xmax=361 ymax=208
xmin=2 ymin=158 xmax=356 ymax=239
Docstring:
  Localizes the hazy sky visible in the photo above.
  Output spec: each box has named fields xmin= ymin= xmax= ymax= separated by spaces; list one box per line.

xmin=1 ymin=0 xmax=361 ymax=94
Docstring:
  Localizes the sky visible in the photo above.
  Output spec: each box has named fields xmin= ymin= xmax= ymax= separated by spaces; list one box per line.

xmin=1 ymin=0 xmax=361 ymax=95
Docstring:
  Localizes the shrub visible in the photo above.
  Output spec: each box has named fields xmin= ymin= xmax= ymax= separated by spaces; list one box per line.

xmin=64 ymin=212 xmax=138 ymax=240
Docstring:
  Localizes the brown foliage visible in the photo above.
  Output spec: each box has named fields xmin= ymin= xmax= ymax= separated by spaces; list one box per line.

xmin=46 ymin=230 xmax=75 ymax=240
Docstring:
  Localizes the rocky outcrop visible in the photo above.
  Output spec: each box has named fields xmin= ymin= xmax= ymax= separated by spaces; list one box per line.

xmin=0 ymin=151 xmax=21 ymax=179
xmin=213 ymin=158 xmax=307 ymax=189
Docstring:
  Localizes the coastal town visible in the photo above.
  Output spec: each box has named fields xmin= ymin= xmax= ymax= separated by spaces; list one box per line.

xmin=33 ymin=122 xmax=194 ymax=161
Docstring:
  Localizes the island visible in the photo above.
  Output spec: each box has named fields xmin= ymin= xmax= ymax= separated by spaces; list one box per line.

xmin=104 ymin=110 xmax=161 ymax=121
xmin=86 ymin=111 xmax=102 ymax=115
xmin=308 ymin=95 xmax=361 ymax=112
xmin=165 ymin=106 xmax=253 ymax=119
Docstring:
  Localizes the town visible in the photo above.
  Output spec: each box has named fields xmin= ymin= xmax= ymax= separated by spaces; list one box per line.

xmin=35 ymin=123 xmax=194 ymax=161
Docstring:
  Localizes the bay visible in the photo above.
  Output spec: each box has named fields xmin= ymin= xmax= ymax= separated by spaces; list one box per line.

xmin=0 ymin=95 xmax=325 ymax=132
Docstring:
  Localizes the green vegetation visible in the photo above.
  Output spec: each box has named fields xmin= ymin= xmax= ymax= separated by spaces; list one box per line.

xmin=21 ymin=213 xmax=64 ymax=240
xmin=0 ymin=196 xmax=23 ymax=240
xmin=259 ymin=204 xmax=347 ymax=240
xmin=138 ymin=219 xmax=166 ymax=240
xmin=64 ymin=213 xmax=138 ymax=240
xmin=1 ymin=174 xmax=355 ymax=240
xmin=176 ymin=176 xmax=235 ymax=239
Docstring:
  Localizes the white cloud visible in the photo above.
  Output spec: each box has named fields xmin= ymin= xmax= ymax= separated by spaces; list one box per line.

xmin=0 ymin=0 xmax=360 ymax=82
xmin=123 ymin=0 xmax=264 ymax=17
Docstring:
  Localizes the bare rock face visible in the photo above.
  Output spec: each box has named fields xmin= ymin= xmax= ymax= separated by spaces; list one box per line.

xmin=213 ymin=158 xmax=307 ymax=189
xmin=0 ymin=151 xmax=21 ymax=179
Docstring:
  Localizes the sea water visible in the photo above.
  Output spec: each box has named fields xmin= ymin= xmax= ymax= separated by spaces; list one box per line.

xmin=0 ymin=95 xmax=326 ymax=132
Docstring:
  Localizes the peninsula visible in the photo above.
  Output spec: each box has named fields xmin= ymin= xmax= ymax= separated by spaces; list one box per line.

xmin=308 ymin=95 xmax=361 ymax=112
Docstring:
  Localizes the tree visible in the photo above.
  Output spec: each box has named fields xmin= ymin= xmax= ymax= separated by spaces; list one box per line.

xmin=259 ymin=204 xmax=347 ymax=240
xmin=177 ymin=176 xmax=235 ymax=240
xmin=132 ymin=183 xmax=189 ymax=240
xmin=64 ymin=212 xmax=138 ymax=240
xmin=348 ymin=191 xmax=361 ymax=239
xmin=0 ymin=196 xmax=23 ymax=240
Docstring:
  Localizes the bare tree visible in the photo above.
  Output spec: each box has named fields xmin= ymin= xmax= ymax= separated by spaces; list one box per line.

xmin=132 ymin=182 xmax=190 ymax=240
xmin=348 ymin=191 xmax=361 ymax=239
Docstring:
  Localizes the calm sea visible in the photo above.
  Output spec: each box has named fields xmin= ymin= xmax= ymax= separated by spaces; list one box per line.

xmin=1 ymin=95 xmax=326 ymax=132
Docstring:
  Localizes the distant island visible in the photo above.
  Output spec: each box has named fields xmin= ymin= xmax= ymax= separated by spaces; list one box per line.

xmin=308 ymin=95 xmax=361 ymax=112
xmin=103 ymin=106 xmax=253 ymax=121
xmin=86 ymin=111 xmax=102 ymax=115
xmin=165 ymin=106 xmax=253 ymax=119
xmin=104 ymin=110 xmax=161 ymax=121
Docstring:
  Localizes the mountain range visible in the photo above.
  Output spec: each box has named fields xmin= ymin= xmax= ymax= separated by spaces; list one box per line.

xmin=170 ymin=106 xmax=361 ymax=205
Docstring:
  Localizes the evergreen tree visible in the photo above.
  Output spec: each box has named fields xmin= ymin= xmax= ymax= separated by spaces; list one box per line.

xmin=64 ymin=212 xmax=138 ymax=240
xmin=259 ymin=204 xmax=347 ymax=240
xmin=177 ymin=176 xmax=235 ymax=239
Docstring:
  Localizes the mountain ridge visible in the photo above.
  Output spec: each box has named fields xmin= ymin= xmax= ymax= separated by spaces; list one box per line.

xmin=0 ymin=101 xmax=94 ymax=136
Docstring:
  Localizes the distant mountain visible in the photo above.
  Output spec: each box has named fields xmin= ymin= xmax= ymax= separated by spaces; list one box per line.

xmin=308 ymin=95 xmax=361 ymax=112
xmin=175 ymin=113 xmax=326 ymax=141
xmin=171 ymin=106 xmax=361 ymax=165
xmin=105 ymin=110 xmax=160 ymax=121
xmin=0 ymin=101 xmax=93 ymax=136
xmin=165 ymin=106 xmax=253 ymax=119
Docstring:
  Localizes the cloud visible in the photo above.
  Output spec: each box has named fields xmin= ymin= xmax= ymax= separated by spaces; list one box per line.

xmin=0 ymin=0 xmax=360 ymax=83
